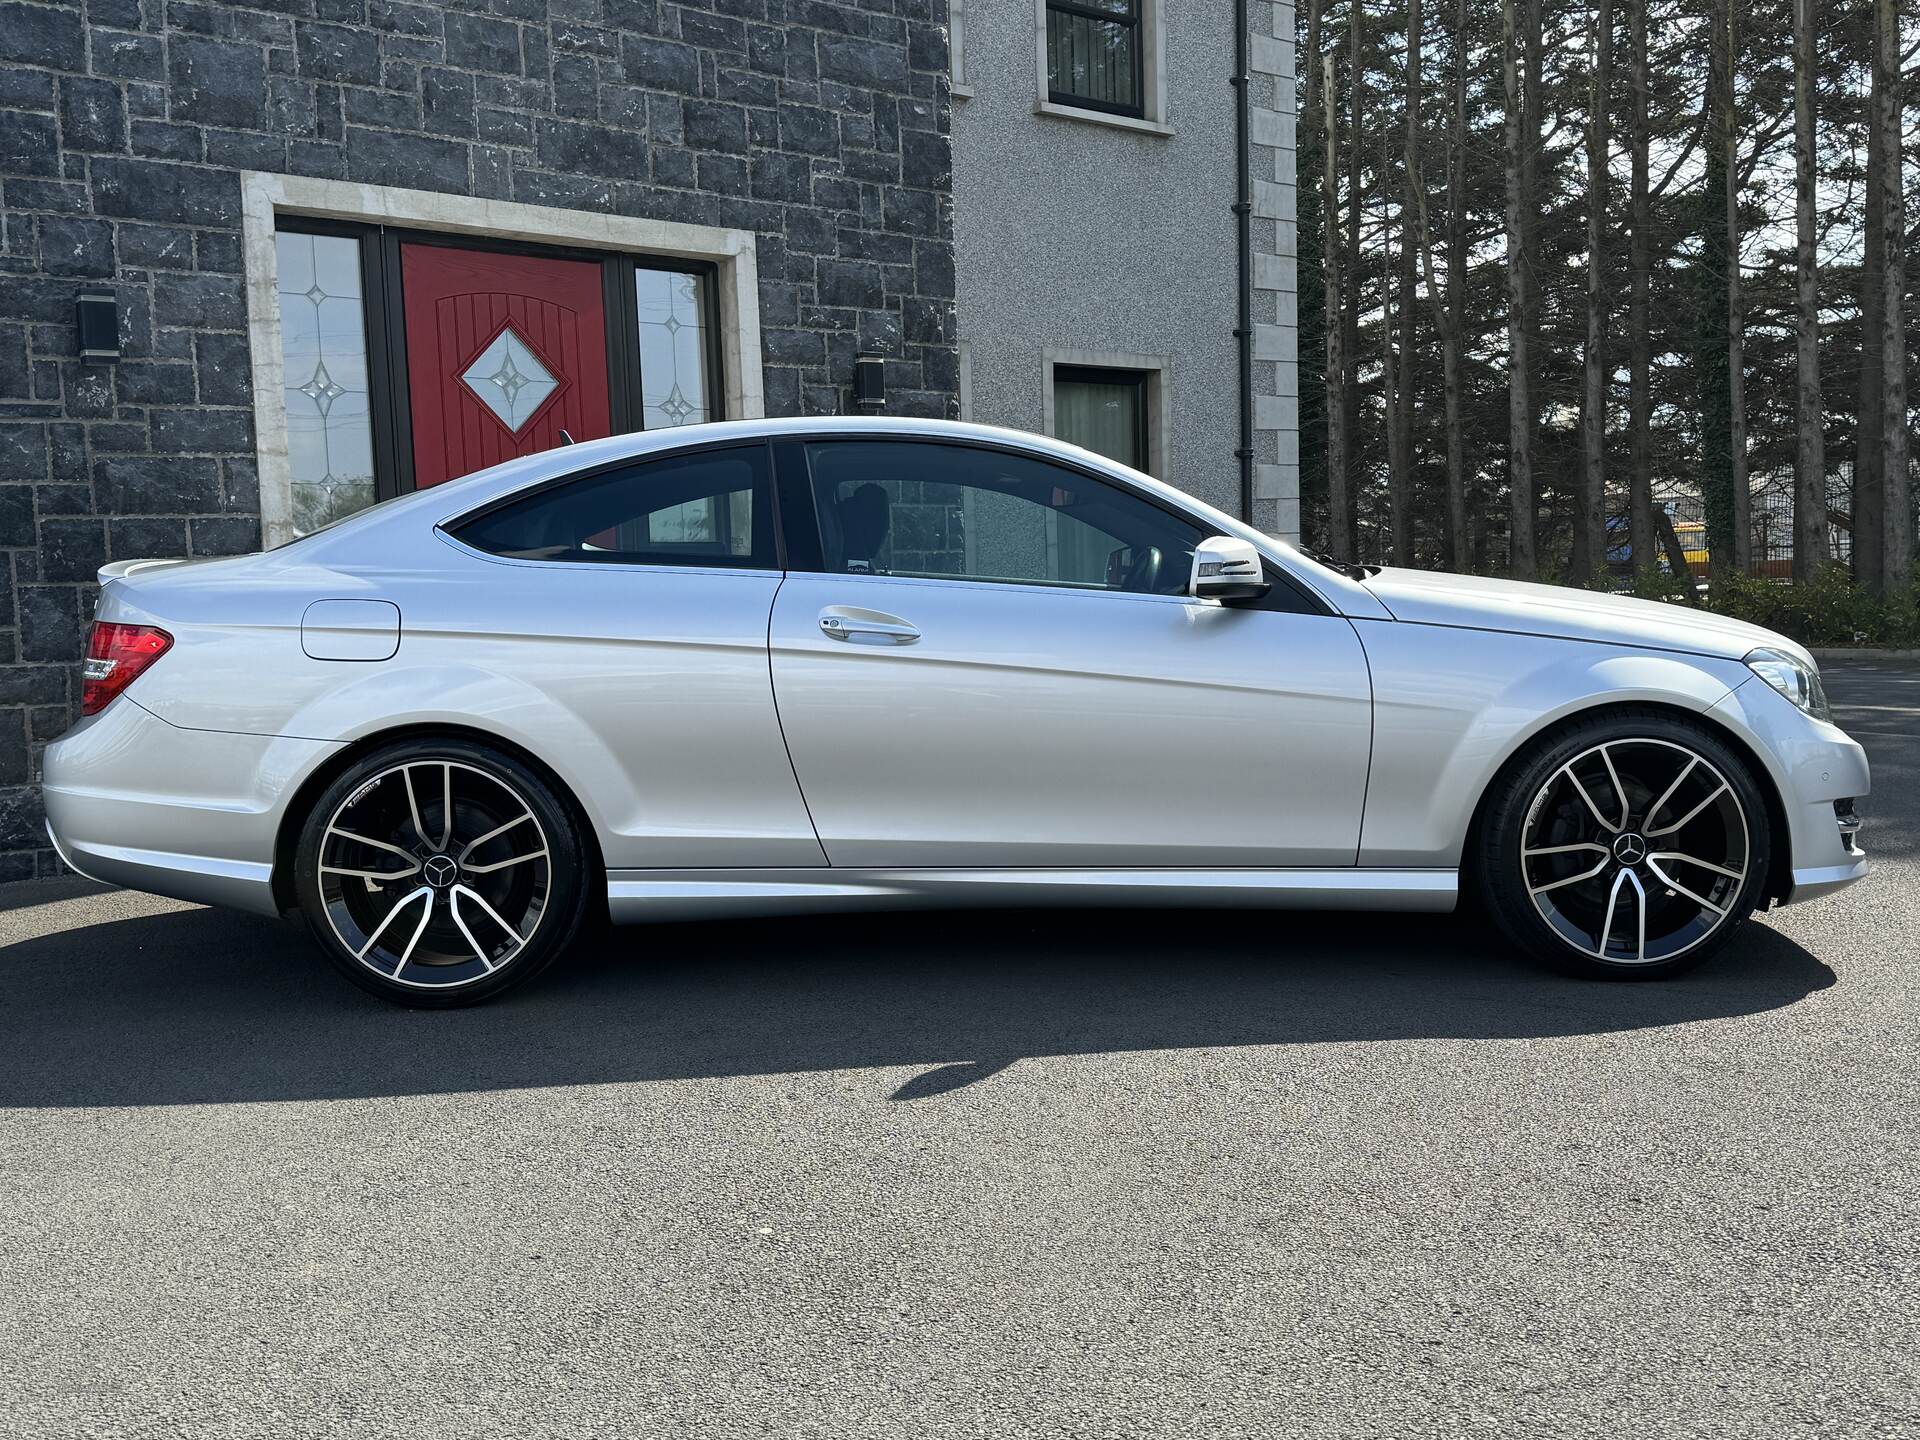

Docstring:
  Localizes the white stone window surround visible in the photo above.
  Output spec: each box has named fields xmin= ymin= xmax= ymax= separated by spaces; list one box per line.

xmin=1040 ymin=346 xmax=1172 ymax=482
xmin=1031 ymin=0 xmax=1174 ymax=138
xmin=240 ymin=172 xmax=764 ymax=549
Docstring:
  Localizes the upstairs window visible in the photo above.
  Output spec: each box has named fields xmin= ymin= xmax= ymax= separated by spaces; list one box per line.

xmin=1045 ymin=0 xmax=1145 ymax=118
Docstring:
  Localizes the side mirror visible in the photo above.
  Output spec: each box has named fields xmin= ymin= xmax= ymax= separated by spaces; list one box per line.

xmin=1189 ymin=535 xmax=1270 ymax=603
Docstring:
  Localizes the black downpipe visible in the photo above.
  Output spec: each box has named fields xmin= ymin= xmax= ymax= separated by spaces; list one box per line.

xmin=1231 ymin=0 xmax=1255 ymax=523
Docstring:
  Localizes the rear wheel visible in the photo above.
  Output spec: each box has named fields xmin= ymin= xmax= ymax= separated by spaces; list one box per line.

xmin=1475 ymin=713 xmax=1772 ymax=980
xmin=293 ymin=739 xmax=593 ymax=1006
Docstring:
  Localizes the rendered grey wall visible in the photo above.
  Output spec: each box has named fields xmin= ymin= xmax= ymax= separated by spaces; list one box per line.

xmin=950 ymin=0 xmax=1297 ymax=533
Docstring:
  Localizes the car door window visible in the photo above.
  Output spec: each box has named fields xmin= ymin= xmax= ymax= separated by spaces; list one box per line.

xmin=452 ymin=444 xmax=774 ymax=569
xmin=800 ymin=441 xmax=1203 ymax=595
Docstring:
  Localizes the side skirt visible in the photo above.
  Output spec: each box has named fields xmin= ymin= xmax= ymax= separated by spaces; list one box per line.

xmin=605 ymin=867 xmax=1458 ymax=923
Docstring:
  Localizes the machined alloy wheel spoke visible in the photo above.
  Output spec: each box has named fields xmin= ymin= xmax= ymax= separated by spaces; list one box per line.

xmin=1599 ymin=746 xmax=1631 ymax=830
xmin=458 ymin=811 xmax=536 ymax=864
xmin=1643 ymin=756 xmax=1698 ymax=833
xmin=446 ymin=888 xmax=497 ymax=973
xmin=327 ymin=827 xmax=422 ymax=872
xmin=451 ymin=883 xmax=525 ymax=948
xmin=323 ymin=863 xmax=421 ymax=881
xmin=1645 ymin=858 xmax=1728 ymax=917
xmin=1649 ymin=850 xmax=1745 ymax=882
xmin=1563 ymin=766 xmax=1623 ymax=834
xmin=403 ymin=766 xmax=433 ymax=852
xmin=463 ymin=847 xmax=548 ymax=876
xmin=1525 ymin=841 xmax=1609 ymax=859
xmin=1600 ymin=866 xmax=1648 ymax=963
xmin=1646 ymin=781 xmax=1730 ymax=838
xmin=1528 ymin=854 xmax=1612 ymax=896
xmin=354 ymin=885 xmax=433 ymax=962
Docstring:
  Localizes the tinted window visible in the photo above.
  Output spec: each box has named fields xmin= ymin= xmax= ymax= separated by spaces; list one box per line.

xmin=453 ymin=445 xmax=774 ymax=569
xmin=801 ymin=441 xmax=1203 ymax=596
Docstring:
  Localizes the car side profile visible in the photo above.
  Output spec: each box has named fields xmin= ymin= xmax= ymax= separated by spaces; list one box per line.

xmin=43 ymin=418 xmax=1869 ymax=1006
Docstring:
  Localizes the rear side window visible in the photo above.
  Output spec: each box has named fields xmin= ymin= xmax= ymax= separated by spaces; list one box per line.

xmin=452 ymin=445 xmax=775 ymax=569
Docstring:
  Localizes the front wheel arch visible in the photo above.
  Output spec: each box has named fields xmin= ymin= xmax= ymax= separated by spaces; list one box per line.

xmin=1460 ymin=699 xmax=1793 ymax=912
xmin=271 ymin=723 xmax=607 ymax=919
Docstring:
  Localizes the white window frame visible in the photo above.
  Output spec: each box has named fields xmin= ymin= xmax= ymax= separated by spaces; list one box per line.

xmin=1041 ymin=346 xmax=1171 ymax=481
xmin=1032 ymin=0 xmax=1173 ymax=137
xmin=951 ymin=0 xmax=973 ymax=99
xmin=239 ymin=172 xmax=764 ymax=549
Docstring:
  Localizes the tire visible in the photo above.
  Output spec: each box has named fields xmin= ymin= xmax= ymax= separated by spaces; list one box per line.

xmin=293 ymin=738 xmax=594 ymax=1007
xmin=1474 ymin=710 xmax=1772 ymax=981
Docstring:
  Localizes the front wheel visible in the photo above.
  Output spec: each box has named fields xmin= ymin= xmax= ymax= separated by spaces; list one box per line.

xmin=1475 ymin=712 xmax=1772 ymax=980
xmin=293 ymin=739 xmax=594 ymax=1007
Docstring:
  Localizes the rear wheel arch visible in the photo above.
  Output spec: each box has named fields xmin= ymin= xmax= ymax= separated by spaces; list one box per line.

xmin=271 ymin=723 xmax=607 ymax=917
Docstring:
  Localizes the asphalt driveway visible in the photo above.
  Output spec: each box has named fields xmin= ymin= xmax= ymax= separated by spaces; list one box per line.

xmin=1 ymin=661 xmax=1915 ymax=1438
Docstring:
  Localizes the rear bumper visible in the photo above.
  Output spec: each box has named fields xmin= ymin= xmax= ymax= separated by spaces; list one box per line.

xmin=41 ymin=698 xmax=341 ymax=916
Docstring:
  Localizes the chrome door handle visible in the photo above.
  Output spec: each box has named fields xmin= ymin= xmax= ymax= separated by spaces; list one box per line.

xmin=818 ymin=610 xmax=920 ymax=645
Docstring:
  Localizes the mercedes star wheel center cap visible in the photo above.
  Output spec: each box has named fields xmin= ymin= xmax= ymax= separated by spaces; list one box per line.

xmin=423 ymin=854 xmax=459 ymax=888
xmin=1612 ymin=832 xmax=1648 ymax=866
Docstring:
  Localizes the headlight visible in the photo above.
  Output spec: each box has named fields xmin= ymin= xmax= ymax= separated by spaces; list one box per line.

xmin=1745 ymin=647 xmax=1830 ymax=721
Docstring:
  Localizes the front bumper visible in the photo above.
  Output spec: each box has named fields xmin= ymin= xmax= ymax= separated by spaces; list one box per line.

xmin=1707 ymin=680 xmax=1871 ymax=907
xmin=42 ymin=698 xmax=341 ymax=916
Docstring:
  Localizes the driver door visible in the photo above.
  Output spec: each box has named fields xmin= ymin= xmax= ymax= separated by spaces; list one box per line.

xmin=766 ymin=439 xmax=1374 ymax=868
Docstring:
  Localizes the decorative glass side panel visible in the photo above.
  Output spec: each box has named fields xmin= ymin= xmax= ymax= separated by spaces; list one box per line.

xmin=635 ymin=267 xmax=712 ymax=429
xmin=276 ymin=232 xmax=377 ymax=533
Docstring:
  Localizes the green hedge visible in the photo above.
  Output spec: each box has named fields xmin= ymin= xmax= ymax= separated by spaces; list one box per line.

xmin=1627 ymin=566 xmax=1920 ymax=648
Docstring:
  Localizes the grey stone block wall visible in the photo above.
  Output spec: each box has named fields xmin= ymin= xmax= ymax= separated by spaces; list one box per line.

xmin=1248 ymin=0 xmax=1298 ymax=541
xmin=0 ymin=0 xmax=958 ymax=880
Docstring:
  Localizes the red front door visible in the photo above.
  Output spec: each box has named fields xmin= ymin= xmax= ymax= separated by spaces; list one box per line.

xmin=401 ymin=243 xmax=613 ymax=488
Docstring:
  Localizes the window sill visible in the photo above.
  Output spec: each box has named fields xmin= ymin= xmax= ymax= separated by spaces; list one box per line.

xmin=1034 ymin=100 xmax=1174 ymax=138
xmin=952 ymin=82 xmax=975 ymax=100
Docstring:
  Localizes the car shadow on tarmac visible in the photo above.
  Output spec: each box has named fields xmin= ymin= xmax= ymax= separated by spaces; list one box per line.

xmin=0 ymin=899 xmax=1833 ymax=1109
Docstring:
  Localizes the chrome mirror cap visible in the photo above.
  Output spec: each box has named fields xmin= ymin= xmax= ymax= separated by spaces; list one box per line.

xmin=1190 ymin=535 xmax=1271 ymax=602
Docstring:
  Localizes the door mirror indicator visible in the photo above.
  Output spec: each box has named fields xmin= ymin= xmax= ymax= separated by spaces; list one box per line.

xmin=1189 ymin=536 xmax=1271 ymax=603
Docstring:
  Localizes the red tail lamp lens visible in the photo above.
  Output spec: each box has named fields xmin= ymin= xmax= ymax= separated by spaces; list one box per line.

xmin=81 ymin=623 xmax=172 ymax=716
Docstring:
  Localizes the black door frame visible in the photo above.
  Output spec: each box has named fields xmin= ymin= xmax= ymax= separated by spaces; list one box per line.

xmin=276 ymin=218 xmax=726 ymax=501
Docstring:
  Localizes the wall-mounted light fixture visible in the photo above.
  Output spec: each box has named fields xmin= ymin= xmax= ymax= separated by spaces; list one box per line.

xmin=76 ymin=293 xmax=120 ymax=362
xmin=851 ymin=352 xmax=885 ymax=412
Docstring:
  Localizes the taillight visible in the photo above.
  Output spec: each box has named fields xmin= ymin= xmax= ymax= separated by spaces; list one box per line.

xmin=81 ymin=623 xmax=172 ymax=716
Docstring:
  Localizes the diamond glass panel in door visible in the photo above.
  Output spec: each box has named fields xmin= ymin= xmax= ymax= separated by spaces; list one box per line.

xmin=276 ymin=232 xmax=376 ymax=534
xmin=401 ymin=243 xmax=613 ymax=488
xmin=635 ymin=268 xmax=712 ymax=428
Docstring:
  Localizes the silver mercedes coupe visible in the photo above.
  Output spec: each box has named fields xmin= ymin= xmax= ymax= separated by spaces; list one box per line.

xmin=44 ymin=418 xmax=1869 ymax=1006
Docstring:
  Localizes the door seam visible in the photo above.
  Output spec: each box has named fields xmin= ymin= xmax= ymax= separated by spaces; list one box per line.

xmin=765 ymin=573 xmax=831 ymax=866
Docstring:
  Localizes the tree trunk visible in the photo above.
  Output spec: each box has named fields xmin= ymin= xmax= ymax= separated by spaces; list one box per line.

xmin=1857 ymin=29 xmax=1886 ymax=595
xmin=1627 ymin=0 xmax=1655 ymax=579
xmin=1504 ymin=0 xmax=1536 ymax=578
xmin=1878 ymin=0 xmax=1910 ymax=593
xmin=1343 ymin=0 xmax=1364 ymax=557
xmin=1388 ymin=0 xmax=1421 ymax=568
xmin=1726 ymin=0 xmax=1750 ymax=574
xmin=1324 ymin=51 xmax=1353 ymax=562
xmin=1791 ymin=0 xmax=1826 ymax=583
xmin=1410 ymin=0 xmax=1469 ymax=574
xmin=1576 ymin=0 xmax=1613 ymax=583
xmin=1444 ymin=0 xmax=1469 ymax=571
